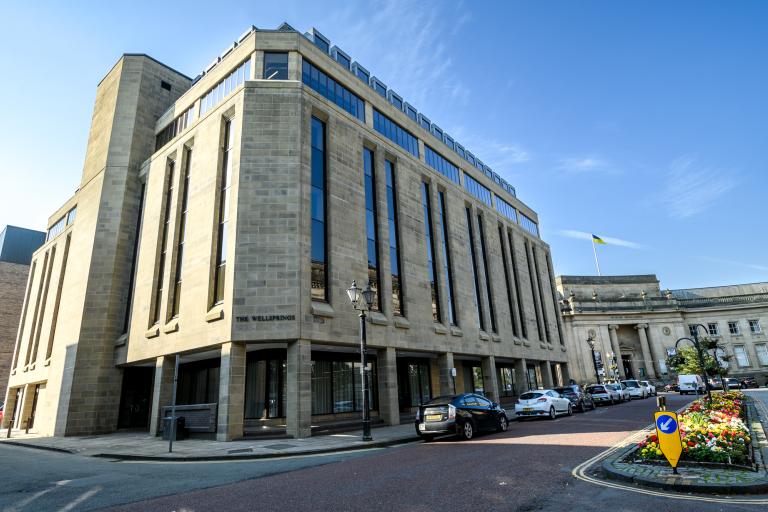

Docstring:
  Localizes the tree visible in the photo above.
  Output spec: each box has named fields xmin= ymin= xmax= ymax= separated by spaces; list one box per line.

xmin=666 ymin=346 xmax=728 ymax=377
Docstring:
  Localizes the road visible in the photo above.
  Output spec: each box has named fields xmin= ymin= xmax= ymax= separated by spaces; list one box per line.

xmin=2 ymin=391 xmax=767 ymax=511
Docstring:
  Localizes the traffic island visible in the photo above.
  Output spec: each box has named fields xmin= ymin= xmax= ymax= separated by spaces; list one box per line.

xmin=602 ymin=392 xmax=768 ymax=494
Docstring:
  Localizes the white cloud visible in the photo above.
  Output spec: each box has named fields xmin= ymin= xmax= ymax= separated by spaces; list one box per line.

xmin=660 ymin=155 xmax=737 ymax=219
xmin=556 ymin=156 xmax=611 ymax=173
xmin=557 ymin=229 xmax=644 ymax=249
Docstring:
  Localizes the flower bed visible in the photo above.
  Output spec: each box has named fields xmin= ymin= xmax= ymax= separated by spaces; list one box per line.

xmin=636 ymin=391 xmax=752 ymax=466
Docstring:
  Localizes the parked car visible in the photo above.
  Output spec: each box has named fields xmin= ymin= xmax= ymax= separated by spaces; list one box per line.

xmin=621 ymin=380 xmax=648 ymax=399
xmin=708 ymin=377 xmax=740 ymax=390
xmin=515 ymin=389 xmax=573 ymax=420
xmin=678 ymin=374 xmax=705 ymax=395
xmin=605 ymin=383 xmax=631 ymax=402
xmin=740 ymin=376 xmax=760 ymax=389
xmin=640 ymin=381 xmax=657 ymax=396
xmin=554 ymin=385 xmax=596 ymax=412
xmin=415 ymin=393 xmax=509 ymax=441
xmin=585 ymin=384 xmax=621 ymax=405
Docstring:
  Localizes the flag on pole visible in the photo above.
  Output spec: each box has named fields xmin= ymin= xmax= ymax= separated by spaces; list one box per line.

xmin=592 ymin=234 xmax=607 ymax=245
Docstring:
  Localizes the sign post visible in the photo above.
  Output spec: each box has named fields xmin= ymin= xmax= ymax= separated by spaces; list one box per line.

xmin=654 ymin=411 xmax=683 ymax=474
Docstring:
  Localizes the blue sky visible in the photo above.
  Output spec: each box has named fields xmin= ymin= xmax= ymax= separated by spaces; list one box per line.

xmin=1 ymin=1 xmax=766 ymax=289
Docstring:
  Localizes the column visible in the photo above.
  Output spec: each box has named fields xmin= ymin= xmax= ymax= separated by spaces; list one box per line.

xmin=635 ymin=324 xmax=656 ymax=379
xmin=481 ymin=356 xmax=499 ymax=401
xmin=514 ymin=358 xmax=528 ymax=394
xmin=376 ymin=347 xmax=400 ymax=426
xmin=608 ymin=325 xmax=626 ymax=379
xmin=286 ymin=339 xmax=312 ymax=438
xmin=217 ymin=342 xmax=247 ymax=441
xmin=561 ymin=363 xmax=571 ymax=385
xmin=438 ymin=352 xmax=456 ymax=396
xmin=540 ymin=360 xmax=554 ymax=388
xmin=645 ymin=327 xmax=663 ymax=376
xmin=149 ymin=355 xmax=175 ymax=436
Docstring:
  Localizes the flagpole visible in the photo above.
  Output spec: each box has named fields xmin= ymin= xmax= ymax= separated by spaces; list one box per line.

xmin=592 ymin=238 xmax=602 ymax=276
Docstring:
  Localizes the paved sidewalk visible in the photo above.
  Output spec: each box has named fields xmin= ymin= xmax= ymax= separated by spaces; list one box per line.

xmin=0 ymin=406 xmax=520 ymax=461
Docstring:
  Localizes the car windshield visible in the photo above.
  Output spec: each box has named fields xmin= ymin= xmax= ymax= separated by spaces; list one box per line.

xmin=586 ymin=386 xmax=605 ymax=393
xmin=623 ymin=381 xmax=639 ymax=388
xmin=520 ymin=392 xmax=543 ymax=400
xmin=554 ymin=387 xmax=576 ymax=395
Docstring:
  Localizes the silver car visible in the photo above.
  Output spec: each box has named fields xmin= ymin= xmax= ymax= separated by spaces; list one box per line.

xmin=606 ymin=383 xmax=631 ymax=402
xmin=585 ymin=384 xmax=621 ymax=405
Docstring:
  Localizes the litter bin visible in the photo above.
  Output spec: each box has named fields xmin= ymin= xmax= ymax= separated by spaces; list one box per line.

xmin=162 ymin=416 xmax=186 ymax=441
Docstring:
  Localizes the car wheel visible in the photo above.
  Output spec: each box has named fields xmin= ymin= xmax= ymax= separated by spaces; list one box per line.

xmin=497 ymin=415 xmax=509 ymax=432
xmin=460 ymin=420 xmax=475 ymax=440
xmin=548 ymin=406 xmax=557 ymax=420
xmin=567 ymin=404 xmax=573 ymax=416
xmin=578 ymin=401 xmax=585 ymax=413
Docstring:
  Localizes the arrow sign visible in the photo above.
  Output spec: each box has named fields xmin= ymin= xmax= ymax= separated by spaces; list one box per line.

xmin=653 ymin=411 xmax=683 ymax=470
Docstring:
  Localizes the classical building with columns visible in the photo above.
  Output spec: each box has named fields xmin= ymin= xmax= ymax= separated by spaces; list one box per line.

xmin=3 ymin=23 xmax=569 ymax=440
xmin=557 ymin=275 xmax=768 ymax=386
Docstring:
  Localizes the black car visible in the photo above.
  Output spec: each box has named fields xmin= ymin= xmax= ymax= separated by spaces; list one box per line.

xmin=415 ymin=393 xmax=509 ymax=441
xmin=740 ymin=376 xmax=759 ymax=389
xmin=554 ymin=385 xmax=596 ymax=412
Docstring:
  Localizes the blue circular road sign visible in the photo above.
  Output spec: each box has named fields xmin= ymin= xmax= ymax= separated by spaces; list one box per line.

xmin=656 ymin=414 xmax=677 ymax=434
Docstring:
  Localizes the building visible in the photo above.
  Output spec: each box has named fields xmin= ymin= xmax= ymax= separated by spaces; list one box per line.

xmin=3 ymin=23 xmax=568 ymax=440
xmin=0 ymin=226 xmax=45 ymax=400
xmin=557 ymin=275 xmax=768 ymax=386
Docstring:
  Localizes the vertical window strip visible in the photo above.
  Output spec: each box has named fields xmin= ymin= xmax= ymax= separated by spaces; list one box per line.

xmin=465 ymin=208 xmax=485 ymax=331
xmin=12 ymin=260 xmax=36 ymax=369
xmin=385 ymin=160 xmax=404 ymax=316
xmin=25 ymin=251 xmax=49 ymax=365
xmin=45 ymin=234 xmax=71 ymax=360
xmin=498 ymin=225 xmax=519 ymax=338
xmin=437 ymin=192 xmax=457 ymax=325
xmin=532 ymin=247 xmax=551 ymax=343
xmin=310 ymin=117 xmax=328 ymax=302
xmin=421 ymin=183 xmax=441 ymax=323
xmin=524 ymin=240 xmax=544 ymax=341
xmin=363 ymin=148 xmax=381 ymax=311
xmin=477 ymin=215 xmax=497 ymax=333
xmin=31 ymin=245 xmax=56 ymax=362
xmin=153 ymin=160 xmax=175 ymax=323
xmin=171 ymin=149 xmax=192 ymax=318
xmin=507 ymin=231 xmax=527 ymax=339
xmin=544 ymin=253 xmax=564 ymax=345
xmin=123 ymin=183 xmax=146 ymax=334
xmin=213 ymin=120 xmax=234 ymax=305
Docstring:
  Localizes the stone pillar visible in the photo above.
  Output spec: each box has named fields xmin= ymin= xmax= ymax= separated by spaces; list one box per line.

xmin=286 ymin=339 xmax=312 ymax=438
xmin=481 ymin=356 xmax=499 ymax=401
xmin=608 ymin=325 xmax=626 ymax=379
xmin=217 ymin=342 xmax=247 ymax=441
xmin=635 ymin=324 xmax=656 ymax=379
xmin=561 ymin=363 xmax=571 ymax=385
xmin=149 ymin=355 xmax=175 ymax=436
xmin=645 ymin=328 xmax=662 ymax=377
xmin=541 ymin=361 xmax=554 ymax=388
xmin=376 ymin=347 xmax=400 ymax=426
xmin=514 ymin=358 xmax=527 ymax=394
xmin=438 ymin=352 xmax=456 ymax=396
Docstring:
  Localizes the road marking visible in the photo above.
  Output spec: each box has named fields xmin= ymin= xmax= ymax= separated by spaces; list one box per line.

xmin=572 ymin=424 xmax=768 ymax=504
xmin=116 ymin=446 xmax=398 ymax=465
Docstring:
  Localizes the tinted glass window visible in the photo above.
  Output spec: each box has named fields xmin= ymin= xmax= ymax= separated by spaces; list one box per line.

xmin=476 ymin=397 xmax=492 ymax=407
xmin=520 ymin=392 xmax=542 ymax=400
xmin=264 ymin=52 xmax=288 ymax=80
xmin=586 ymin=386 xmax=605 ymax=393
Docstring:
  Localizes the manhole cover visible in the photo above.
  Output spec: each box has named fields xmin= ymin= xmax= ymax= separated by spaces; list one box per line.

xmin=264 ymin=443 xmax=296 ymax=450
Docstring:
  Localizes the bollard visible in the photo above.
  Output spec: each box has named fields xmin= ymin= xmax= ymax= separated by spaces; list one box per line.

xmin=656 ymin=395 xmax=666 ymax=411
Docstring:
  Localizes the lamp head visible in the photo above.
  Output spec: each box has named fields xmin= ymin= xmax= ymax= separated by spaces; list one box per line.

xmin=346 ymin=280 xmax=362 ymax=306
xmin=362 ymin=283 xmax=375 ymax=308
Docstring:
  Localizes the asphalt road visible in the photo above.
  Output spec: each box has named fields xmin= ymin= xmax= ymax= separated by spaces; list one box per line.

xmin=3 ymin=392 xmax=766 ymax=512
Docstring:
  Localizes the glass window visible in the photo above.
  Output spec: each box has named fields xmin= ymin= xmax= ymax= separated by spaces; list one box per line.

xmin=424 ymin=145 xmax=459 ymax=184
xmin=507 ymin=231 xmax=527 ymax=338
xmin=386 ymin=160 xmax=404 ymax=316
xmin=422 ymin=183 xmax=441 ymax=323
xmin=477 ymin=215 xmax=497 ymax=333
xmin=463 ymin=173 xmax=492 ymax=206
xmin=497 ymin=367 xmax=515 ymax=397
xmin=749 ymin=319 xmax=762 ymax=334
xmin=466 ymin=208 xmax=485 ymax=331
xmin=302 ymin=59 xmax=365 ymax=122
xmin=373 ymin=109 xmax=419 ymax=157
xmin=519 ymin=213 xmax=540 ymax=237
xmin=729 ymin=321 xmax=740 ymax=335
xmin=171 ymin=148 xmax=192 ymax=318
xmin=200 ymin=60 xmax=250 ymax=117
xmin=212 ymin=121 xmax=234 ymax=305
xmin=363 ymin=148 xmax=381 ymax=311
xmin=437 ymin=192 xmax=456 ymax=326
xmin=734 ymin=345 xmax=750 ymax=367
xmin=495 ymin=197 xmax=517 ymax=223
xmin=498 ymin=225 xmax=520 ymax=338
xmin=152 ymin=159 xmax=175 ymax=324
xmin=688 ymin=324 xmax=698 ymax=337
xmin=756 ymin=344 xmax=768 ymax=366
xmin=263 ymin=52 xmax=288 ymax=80
xmin=311 ymin=117 xmax=328 ymax=302
xmin=708 ymin=322 xmax=719 ymax=336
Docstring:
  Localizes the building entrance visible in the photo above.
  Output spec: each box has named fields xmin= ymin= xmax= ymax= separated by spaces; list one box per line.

xmin=117 ymin=367 xmax=154 ymax=429
xmin=621 ymin=355 xmax=634 ymax=379
xmin=397 ymin=359 xmax=431 ymax=411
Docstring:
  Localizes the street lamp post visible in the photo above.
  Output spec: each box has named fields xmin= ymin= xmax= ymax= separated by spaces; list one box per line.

xmin=346 ymin=280 xmax=374 ymax=442
xmin=586 ymin=335 xmax=601 ymax=384
xmin=690 ymin=323 xmax=727 ymax=392
xmin=674 ymin=328 xmax=712 ymax=401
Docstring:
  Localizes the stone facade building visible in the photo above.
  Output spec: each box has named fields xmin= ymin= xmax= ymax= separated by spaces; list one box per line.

xmin=0 ymin=226 xmax=45 ymax=400
xmin=557 ymin=275 xmax=768 ymax=386
xmin=3 ymin=23 xmax=568 ymax=440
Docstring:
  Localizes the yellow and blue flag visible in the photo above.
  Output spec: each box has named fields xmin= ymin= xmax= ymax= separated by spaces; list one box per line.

xmin=592 ymin=234 xmax=607 ymax=245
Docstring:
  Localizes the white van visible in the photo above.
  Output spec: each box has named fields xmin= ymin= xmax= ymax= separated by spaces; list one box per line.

xmin=678 ymin=374 xmax=705 ymax=395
